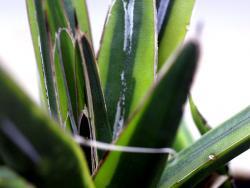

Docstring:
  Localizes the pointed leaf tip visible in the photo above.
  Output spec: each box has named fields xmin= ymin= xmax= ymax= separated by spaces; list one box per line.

xmin=94 ymin=40 xmax=200 ymax=187
xmin=98 ymin=0 xmax=157 ymax=136
xmin=78 ymin=35 xmax=112 ymax=160
xmin=189 ymin=95 xmax=211 ymax=135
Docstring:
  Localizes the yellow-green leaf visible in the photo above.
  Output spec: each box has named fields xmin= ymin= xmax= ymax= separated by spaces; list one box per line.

xmin=158 ymin=0 xmax=195 ymax=70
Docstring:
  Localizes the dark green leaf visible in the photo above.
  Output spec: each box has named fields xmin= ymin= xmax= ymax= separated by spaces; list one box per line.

xmin=62 ymin=0 xmax=76 ymax=35
xmin=62 ymin=0 xmax=92 ymax=42
xmin=94 ymin=41 xmax=199 ymax=187
xmin=44 ymin=0 xmax=69 ymax=43
xmin=159 ymin=106 xmax=250 ymax=187
xmin=75 ymin=41 xmax=97 ymax=172
xmin=78 ymin=35 xmax=112 ymax=158
xmin=0 ymin=67 xmax=94 ymax=188
xmin=72 ymin=0 xmax=92 ymax=42
xmin=26 ymin=0 xmax=58 ymax=118
xmin=158 ymin=0 xmax=195 ymax=70
xmin=98 ymin=0 xmax=157 ymax=136
xmin=75 ymin=43 xmax=86 ymax=125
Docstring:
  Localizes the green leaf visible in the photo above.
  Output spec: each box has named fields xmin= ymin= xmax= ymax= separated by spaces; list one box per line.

xmin=189 ymin=95 xmax=211 ymax=134
xmin=173 ymin=121 xmax=194 ymax=152
xmin=158 ymin=0 xmax=195 ymax=70
xmin=26 ymin=0 xmax=58 ymax=118
xmin=62 ymin=0 xmax=92 ymax=42
xmin=44 ymin=0 xmax=69 ymax=43
xmin=75 ymin=40 xmax=98 ymax=171
xmin=98 ymin=0 xmax=157 ymax=136
xmin=78 ymin=35 xmax=112 ymax=156
xmin=75 ymin=43 xmax=86 ymax=125
xmin=62 ymin=0 xmax=76 ymax=35
xmin=94 ymin=41 xmax=199 ymax=187
xmin=72 ymin=0 xmax=92 ymax=42
xmin=0 ymin=67 xmax=94 ymax=188
xmin=159 ymin=106 xmax=250 ymax=188
xmin=0 ymin=167 xmax=34 ymax=188
xmin=53 ymin=29 xmax=78 ymax=133
xmin=189 ymin=96 xmax=233 ymax=188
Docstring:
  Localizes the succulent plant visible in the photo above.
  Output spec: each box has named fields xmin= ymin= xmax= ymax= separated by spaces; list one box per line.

xmin=0 ymin=0 xmax=249 ymax=187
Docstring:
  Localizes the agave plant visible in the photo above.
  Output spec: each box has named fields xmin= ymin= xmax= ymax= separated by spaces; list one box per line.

xmin=0 ymin=0 xmax=249 ymax=187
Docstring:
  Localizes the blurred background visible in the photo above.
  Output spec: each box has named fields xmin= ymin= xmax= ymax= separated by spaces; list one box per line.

xmin=0 ymin=0 xmax=249 ymax=176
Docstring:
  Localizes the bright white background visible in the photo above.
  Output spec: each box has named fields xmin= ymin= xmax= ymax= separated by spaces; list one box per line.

xmin=0 ymin=0 xmax=249 ymax=176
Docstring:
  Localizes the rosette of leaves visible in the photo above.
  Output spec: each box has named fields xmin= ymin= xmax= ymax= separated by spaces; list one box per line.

xmin=0 ymin=0 xmax=249 ymax=187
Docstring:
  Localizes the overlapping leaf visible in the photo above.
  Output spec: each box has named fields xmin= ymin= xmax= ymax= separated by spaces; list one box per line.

xmin=189 ymin=96 xmax=233 ymax=188
xmin=53 ymin=29 xmax=77 ymax=133
xmin=78 ymin=35 xmax=112 ymax=157
xmin=0 ymin=67 xmax=94 ymax=187
xmin=45 ymin=0 xmax=69 ymax=43
xmin=26 ymin=0 xmax=92 ymax=119
xmin=62 ymin=0 xmax=92 ymax=41
xmin=159 ymin=106 xmax=250 ymax=187
xmin=98 ymin=0 xmax=157 ymax=138
xmin=94 ymin=41 xmax=199 ymax=187
xmin=26 ymin=0 xmax=58 ymax=118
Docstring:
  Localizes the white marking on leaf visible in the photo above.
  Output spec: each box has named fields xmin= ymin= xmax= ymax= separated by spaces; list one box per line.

xmin=38 ymin=36 xmax=51 ymax=114
xmin=113 ymin=71 xmax=127 ymax=140
xmin=122 ymin=0 xmax=135 ymax=54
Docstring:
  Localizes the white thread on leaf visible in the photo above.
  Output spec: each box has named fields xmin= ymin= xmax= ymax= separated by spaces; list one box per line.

xmin=74 ymin=135 xmax=176 ymax=156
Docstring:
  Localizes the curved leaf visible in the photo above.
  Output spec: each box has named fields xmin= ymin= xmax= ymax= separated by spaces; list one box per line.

xmin=0 ymin=66 xmax=94 ymax=188
xmin=98 ymin=0 xmax=157 ymax=137
xmin=158 ymin=0 xmax=195 ymax=70
xmin=0 ymin=167 xmax=34 ymax=188
xmin=159 ymin=106 xmax=250 ymax=188
xmin=94 ymin=41 xmax=199 ymax=187
xmin=189 ymin=95 xmax=211 ymax=135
